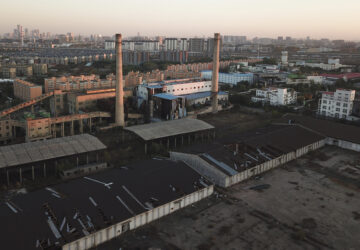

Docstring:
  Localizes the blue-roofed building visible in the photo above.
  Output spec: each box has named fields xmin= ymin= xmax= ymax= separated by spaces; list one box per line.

xmin=179 ymin=91 xmax=229 ymax=106
xmin=201 ymin=70 xmax=254 ymax=85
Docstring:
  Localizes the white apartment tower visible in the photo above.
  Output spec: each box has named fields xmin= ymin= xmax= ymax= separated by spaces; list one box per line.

xmin=164 ymin=38 xmax=178 ymax=51
xmin=318 ymin=89 xmax=355 ymax=119
xmin=281 ymin=51 xmax=288 ymax=65
xmin=252 ymin=87 xmax=297 ymax=106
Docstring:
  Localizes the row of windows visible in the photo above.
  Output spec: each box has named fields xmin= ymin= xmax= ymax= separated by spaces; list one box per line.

xmin=167 ymin=85 xmax=210 ymax=93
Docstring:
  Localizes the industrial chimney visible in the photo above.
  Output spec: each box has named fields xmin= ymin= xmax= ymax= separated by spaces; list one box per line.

xmin=115 ymin=33 xmax=125 ymax=127
xmin=211 ymin=33 xmax=220 ymax=113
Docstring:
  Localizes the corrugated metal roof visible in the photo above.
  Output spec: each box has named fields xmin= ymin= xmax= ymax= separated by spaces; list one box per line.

xmin=125 ymin=118 xmax=214 ymax=141
xmin=153 ymin=93 xmax=181 ymax=100
xmin=0 ymin=134 xmax=106 ymax=168
xmin=180 ymin=91 xmax=228 ymax=100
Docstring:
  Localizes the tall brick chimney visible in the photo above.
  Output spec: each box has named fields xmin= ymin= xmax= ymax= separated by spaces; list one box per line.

xmin=115 ymin=34 xmax=125 ymax=127
xmin=211 ymin=33 xmax=220 ymax=113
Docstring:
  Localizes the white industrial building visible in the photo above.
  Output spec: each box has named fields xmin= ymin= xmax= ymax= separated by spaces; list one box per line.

xmin=136 ymin=79 xmax=213 ymax=104
xmin=201 ymin=70 xmax=254 ymax=85
xmin=318 ymin=89 xmax=355 ymax=119
xmin=251 ymin=87 xmax=297 ymax=106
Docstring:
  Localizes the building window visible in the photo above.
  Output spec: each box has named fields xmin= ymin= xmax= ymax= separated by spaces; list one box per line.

xmin=336 ymin=102 xmax=340 ymax=106
xmin=343 ymin=109 xmax=347 ymax=113
xmin=343 ymin=103 xmax=348 ymax=107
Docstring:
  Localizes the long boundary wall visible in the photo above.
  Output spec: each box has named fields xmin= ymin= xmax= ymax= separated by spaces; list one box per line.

xmin=171 ymin=139 xmax=326 ymax=188
xmin=62 ymin=185 xmax=213 ymax=250
xmin=326 ymin=137 xmax=360 ymax=152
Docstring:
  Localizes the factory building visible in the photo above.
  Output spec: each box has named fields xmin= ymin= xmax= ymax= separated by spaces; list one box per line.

xmin=201 ymin=70 xmax=254 ymax=85
xmin=13 ymin=79 xmax=43 ymax=101
xmin=170 ymin=125 xmax=326 ymax=187
xmin=251 ymin=87 xmax=297 ymax=106
xmin=317 ymin=89 xmax=355 ymax=119
xmin=0 ymin=158 xmax=213 ymax=250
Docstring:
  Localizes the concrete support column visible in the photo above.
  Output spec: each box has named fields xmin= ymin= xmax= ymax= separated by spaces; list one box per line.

xmin=188 ymin=135 xmax=191 ymax=144
xmin=89 ymin=118 xmax=92 ymax=132
xmin=96 ymin=153 xmax=99 ymax=163
xmin=61 ymin=122 xmax=65 ymax=137
xmin=43 ymin=163 xmax=46 ymax=178
xmin=53 ymin=124 xmax=57 ymax=138
xmin=76 ymin=157 xmax=79 ymax=167
xmin=182 ymin=136 xmax=184 ymax=145
xmin=144 ymin=143 xmax=148 ymax=154
xmin=32 ymin=166 xmax=35 ymax=181
xmin=6 ymin=170 xmax=9 ymax=186
xmin=79 ymin=119 xmax=83 ymax=133
xmin=213 ymin=130 xmax=216 ymax=139
xmin=31 ymin=105 xmax=34 ymax=113
xmin=167 ymin=138 xmax=170 ymax=149
xmin=19 ymin=168 xmax=22 ymax=184
xmin=149 ymin=100 xmax=154 ymax=120
xmin=174 ymin=137 xmax=177 ymax=148
xmin=70 ymin=120 xmax=74 ymax=135
xmin=86 ymin=154 xmax=89 ymax=164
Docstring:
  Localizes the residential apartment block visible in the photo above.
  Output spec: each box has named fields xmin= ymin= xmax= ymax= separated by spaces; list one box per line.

xmin=13 ymin=79 xmax=42 ymax=101
xmin=318 ymin=89 xmax=355 ymax=119
xmin=251 ymin=87 xmax=297 ymax=106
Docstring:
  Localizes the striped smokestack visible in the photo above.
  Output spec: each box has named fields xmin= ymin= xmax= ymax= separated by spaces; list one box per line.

xmin=211 ymin=33 xmax=220 ymax=113
xmin=115 ymin=33 xmax=125 ymax=127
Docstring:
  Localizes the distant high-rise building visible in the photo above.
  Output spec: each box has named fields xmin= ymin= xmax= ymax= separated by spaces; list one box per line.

xmin=160 ymin=51 xmax=188 ymax=63
xmin=179 ymin=38 xmax=188 ymax=51
xmin=189 ymin=38 xmax=205 ymax=52
xmin=277 ymin=36 xmax=283 ymax=41
xmin=164 ymin=38 xmax=178 ymax=51
xmin=223 ymin=35 xmax=246 ymax=44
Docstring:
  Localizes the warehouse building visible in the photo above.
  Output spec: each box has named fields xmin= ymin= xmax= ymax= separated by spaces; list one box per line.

xmin=125 ymin=118 xmax=215 ymax=154
xmin=0 ymin=158 xmax=213 ymax=250
xmin=170 ymin=125 xmax=326 ymax=187
xmin=0 ymin=134 xmax=107 ymax=185
xmin=280 ymin=114 xmax=360 ymax=152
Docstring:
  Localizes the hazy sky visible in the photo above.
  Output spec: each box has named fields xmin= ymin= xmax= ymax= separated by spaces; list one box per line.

xmin=1 ymin=0 xmax=359 ymax=40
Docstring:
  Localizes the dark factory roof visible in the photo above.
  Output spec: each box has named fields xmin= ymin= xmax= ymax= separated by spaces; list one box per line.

xmin=0 ymin=159 xmax=210 ymax=250
xmin=125 ymin=118 xmax=214 ymax=141
xmin=278 ymin=114 xmax=360 ymax=144
xmin=0 ymin=134 xmax=106 ymax=168
xmin=177 ymin=125 xmax=325 ymax=176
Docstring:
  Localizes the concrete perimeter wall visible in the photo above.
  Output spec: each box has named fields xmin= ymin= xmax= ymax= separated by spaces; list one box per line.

xmin=171 ymin=139 xmax=326 ymax=188
xmin=62 ymin=185 xmax=213 ymax=250
xmin=326 ymin=137 xmax=360 ymax=152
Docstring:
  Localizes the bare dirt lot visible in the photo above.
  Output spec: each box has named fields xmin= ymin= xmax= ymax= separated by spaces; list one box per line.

xmin=96 ymin=146 xmax=360 ymax=250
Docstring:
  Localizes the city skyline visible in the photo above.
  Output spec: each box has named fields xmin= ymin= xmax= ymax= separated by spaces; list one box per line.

xmin=0 ymin=0 xmax=359 ymax=40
